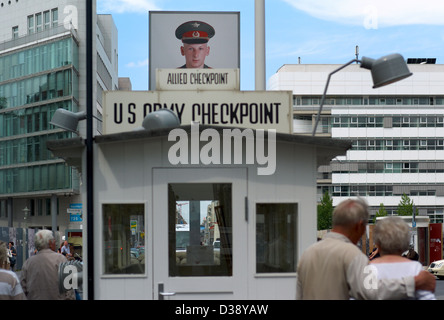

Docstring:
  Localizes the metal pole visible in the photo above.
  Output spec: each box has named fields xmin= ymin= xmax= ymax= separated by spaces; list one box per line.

xmin=7 ymin=198 xmax=13 ymax=227
xmin=255 ymin=0 xmax=266 ymax=91
xmin=51 ymin=194 xmax=57 ymax=237
xmin=312 ymin=59 xmax=359 ymax=136
xmin=86 ymin=0 xmax=94 ymax=300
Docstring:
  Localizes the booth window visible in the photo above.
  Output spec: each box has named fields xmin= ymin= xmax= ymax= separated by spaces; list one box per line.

xmin=168 ymin=183 xmax=232 ymax=277
xmin=256 ymin=203 xmax=297 ymax=273
xmin=103 ymin=203 xmax=145 ymax=275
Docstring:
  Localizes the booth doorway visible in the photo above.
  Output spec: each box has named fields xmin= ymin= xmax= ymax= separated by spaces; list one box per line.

xmin=153 ymin=168 xmax=248 ymax=300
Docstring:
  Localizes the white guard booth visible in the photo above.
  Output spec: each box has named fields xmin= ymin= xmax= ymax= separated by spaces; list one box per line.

xmin=48 ymin=123 xmax=350 ymax=300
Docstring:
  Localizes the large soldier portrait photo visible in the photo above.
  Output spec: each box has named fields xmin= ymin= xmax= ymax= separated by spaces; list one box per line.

xmin=149 ymin=12 xmax=240 ymax=90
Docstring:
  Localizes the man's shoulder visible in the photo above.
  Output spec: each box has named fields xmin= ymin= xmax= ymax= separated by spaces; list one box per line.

xmin=304 ymin=233 xmax=362 ymax=258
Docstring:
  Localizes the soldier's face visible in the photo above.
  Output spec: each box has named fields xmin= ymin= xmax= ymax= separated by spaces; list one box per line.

xmin=181 ymin=43 xmax=210 ymax=68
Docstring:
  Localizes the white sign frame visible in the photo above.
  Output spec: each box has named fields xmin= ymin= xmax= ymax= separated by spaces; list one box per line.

xmin=102 ymin=91 xmax=293 ymax=134
xmin=149 ymin=11 xmax=240 ymax=90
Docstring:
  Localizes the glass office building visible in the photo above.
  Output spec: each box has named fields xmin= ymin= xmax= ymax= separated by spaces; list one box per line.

xmin=0 ymin=1 xmax=119 ymax=235
xmin=0 ymin=36 xmax=79 ymax=195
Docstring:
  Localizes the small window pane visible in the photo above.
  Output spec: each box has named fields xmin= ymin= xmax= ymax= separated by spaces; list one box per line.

xmin=256 ymin=203 xmax=297 ymax=273
xmin=103 ymin=204 xmax=145 ymax=275
xmin=169 ymin=183 xmax=232 ymax=277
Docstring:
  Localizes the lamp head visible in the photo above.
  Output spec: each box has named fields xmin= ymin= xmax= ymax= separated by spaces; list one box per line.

xmin=50 ymin=109 xmax=87 ymax=134
xmin=360 ymin=53 xmax=412 ymax=88
xmin=141 ymin=109 xmax=180 ymax=131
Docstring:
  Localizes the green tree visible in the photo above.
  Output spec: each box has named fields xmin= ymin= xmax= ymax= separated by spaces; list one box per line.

xmin=317 ymin=191 xmax=333 ymax=230
xmin=373 ymin=203 xmax=387 ymax=223
xmin=397 ymin=193 xmax=417 ymax=216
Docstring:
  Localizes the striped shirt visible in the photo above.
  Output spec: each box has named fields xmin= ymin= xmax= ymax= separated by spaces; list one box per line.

xmin=0 ymin=269 xmax=26 ymax=300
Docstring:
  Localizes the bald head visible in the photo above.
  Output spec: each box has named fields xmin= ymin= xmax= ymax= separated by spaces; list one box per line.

xmin=331 ymin=199 xmax=369 ymax=244
xmin=332 ymin=199 xmax=369 ymax=228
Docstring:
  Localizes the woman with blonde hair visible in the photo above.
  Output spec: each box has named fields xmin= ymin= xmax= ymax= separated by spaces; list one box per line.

xmin=371 ymin=216 xmax=435 ymax=300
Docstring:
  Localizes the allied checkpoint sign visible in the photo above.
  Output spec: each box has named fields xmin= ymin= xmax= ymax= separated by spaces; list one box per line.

xmin=149 ymin=11 xmax=240 ymax=90
xmin=156 ymin=69 xmax=240 ymax=91
xmin=102 ymin=90 xmax=293 ymax=135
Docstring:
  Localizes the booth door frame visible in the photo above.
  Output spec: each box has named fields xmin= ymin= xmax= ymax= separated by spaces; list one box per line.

xmin=152 ymin=167 xmax=248 ymax=300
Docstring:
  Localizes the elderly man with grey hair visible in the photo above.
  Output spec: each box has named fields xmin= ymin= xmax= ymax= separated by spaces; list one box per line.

xmin=20 ymin=230 xmax=75 ymax=300
xmin=296 ymin=198 xmax=435 ymax=299
xmin=370 ymin=216 xmax=435 ymax=299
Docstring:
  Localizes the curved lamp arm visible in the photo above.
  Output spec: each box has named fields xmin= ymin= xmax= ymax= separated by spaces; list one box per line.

xmin=312 ymin=53 xmax=412 ymax=136
xmin=312 ymin=59 xmax=360 ymax=136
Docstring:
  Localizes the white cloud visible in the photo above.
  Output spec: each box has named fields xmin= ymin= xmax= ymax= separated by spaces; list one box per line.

xmin=126 ymin=59 xmax=149 ymax=68
xmin=97 ymin=0 xmax=160 ymax=14
xmin=283 ymin=0 xmax=444 ymax=27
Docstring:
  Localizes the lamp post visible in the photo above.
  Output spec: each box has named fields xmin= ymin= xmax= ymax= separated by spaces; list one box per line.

xmin=312 ymin=53 xmax=412 ymax=136
xmin=255 ymin=0 xmax=266 ymax=91
xmin=22 ymin=206 xmax=30 ymax=226
xmin=22 ymin=206 xmax=30 ymax=266
xmin=86 ymin=0 xmax=94 ymax=301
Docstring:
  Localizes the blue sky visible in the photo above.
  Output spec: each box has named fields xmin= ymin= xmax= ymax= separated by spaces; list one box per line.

xmin=97 ymin=0 xmax=444 ymax=91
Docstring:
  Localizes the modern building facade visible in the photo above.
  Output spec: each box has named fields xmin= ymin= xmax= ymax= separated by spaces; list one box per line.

xmin=269 ymin=60 xmax=444 ymax=223
xmin=0 ymin=0 xmax=119 ymax=243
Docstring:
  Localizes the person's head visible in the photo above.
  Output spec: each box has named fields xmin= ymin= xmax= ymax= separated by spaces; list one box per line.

xmin=0 ymin=241 xmax=7 ymax=268
xmin=332 ymin=198 xmax=369 ymax=243
xmin=64 ymin=240 xmax=69 ymax=246
xmin=373 ymin=216 xmax=410 ymax=256
xmin=180 ymin=43 xmax=210 ymax=68
xmin=8 ymin=241 xmax=13 ymax=248
xmin=176 ymin=21 xmax=215 ymax=69
xmin=35 ymin=230 xmax=56 ymax=251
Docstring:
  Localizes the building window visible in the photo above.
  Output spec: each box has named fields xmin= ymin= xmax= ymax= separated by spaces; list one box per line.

xmin=36 ymin=13 xmax=42 ymax=32
xmin=0 ymin=200 xmax=6 ymax=218
xmin=403 ymin=140 xmax=410 ymax=148
xmin=43 ymin=11 xmax=50 ymax=30
xmin=12 ymin=26 xmax=18 ymax=39
xmin=27 ymin=15 xmax=34 ymax=34
xmin=103 ymin=203 xmax=145 ymax=275
xmin=256 ymin=203 xmax=297 ymax=273
xmin=51 ymin=8 xmax=58 ymax=27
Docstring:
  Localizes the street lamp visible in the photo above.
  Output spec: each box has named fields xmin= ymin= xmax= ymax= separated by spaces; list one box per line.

xmin=141 ymin=109 xmax=180 ymax=131
xmin=50 ymin=109 xmax=103 ymax=135
xmin=50 ymin=109 xmax=87 ymax=134
xmin=312 ymin=53 xmax=412 ymax=136
xmin=22 ymin=206 xmax=30 ymax=222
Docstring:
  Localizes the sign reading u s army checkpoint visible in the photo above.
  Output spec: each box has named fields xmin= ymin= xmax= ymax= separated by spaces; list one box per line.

xmin=102 ymin=90 xmax=293 ymax=135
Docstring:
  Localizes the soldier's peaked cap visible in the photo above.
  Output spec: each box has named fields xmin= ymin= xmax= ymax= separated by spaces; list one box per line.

xmin=175 ymin=21 xmax=215 ymax=44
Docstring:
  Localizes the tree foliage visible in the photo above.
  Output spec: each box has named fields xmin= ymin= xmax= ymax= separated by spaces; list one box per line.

xmin=373 ymin=203 xmax=387 ymax=223
xmin=317 ymin=191 xmax=333 ymax=230
xmin=397 ymin=193 xmax=417 ymax=216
